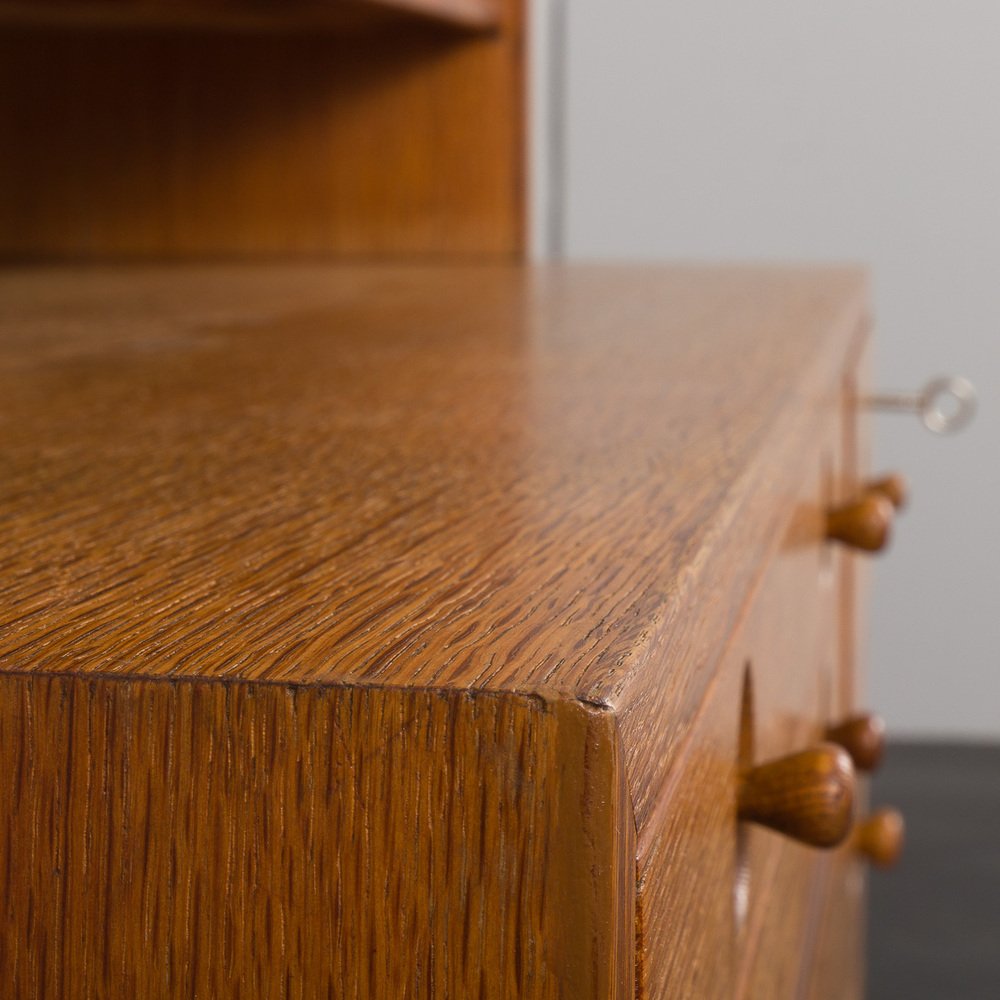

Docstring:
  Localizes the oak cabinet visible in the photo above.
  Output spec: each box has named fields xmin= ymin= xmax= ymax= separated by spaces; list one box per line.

xmin=0 ymin=0 xmax=898 ymax=992
xmin=0 ymin=263 xmax=886 ymax=997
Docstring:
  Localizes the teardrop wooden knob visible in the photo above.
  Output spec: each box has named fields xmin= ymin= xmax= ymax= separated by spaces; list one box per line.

xmin=826 ymin=494 xmax=894 ymax=552
xmin=826 ymin=712 xmax=886 ymax=772
xmin=738 ymin=743 xmax=856 ymax=848
xmin=866 ymin=473 xmax=908 ymax=511
xmin=855 ymin=808 xmax=905 ymax=868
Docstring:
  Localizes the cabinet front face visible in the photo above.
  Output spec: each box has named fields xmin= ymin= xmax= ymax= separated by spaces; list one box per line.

xmin=633 ymin=361 xmax=872 ymax=1000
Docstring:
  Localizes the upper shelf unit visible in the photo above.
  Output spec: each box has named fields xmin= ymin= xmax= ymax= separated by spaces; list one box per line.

xmin=0 ymin=0 xmax=522 ymax=260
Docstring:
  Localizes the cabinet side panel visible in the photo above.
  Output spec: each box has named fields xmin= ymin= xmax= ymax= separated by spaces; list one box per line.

xmin=839 ymin=324 xmax=873 ymax=714
xmin=0 ymin=676 xmax=631 ymax=998
xmin=802 ymin=323 xmax=872 ymax=1000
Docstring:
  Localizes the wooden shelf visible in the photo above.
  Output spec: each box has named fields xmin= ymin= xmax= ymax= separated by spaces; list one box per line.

xmin=0 ymin=262 xmax=866 ymax=695
xmin=0 ymin=0 xmax=501 ymax=33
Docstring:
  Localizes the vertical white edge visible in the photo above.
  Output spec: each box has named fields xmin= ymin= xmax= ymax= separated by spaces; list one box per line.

xmin=528 ymin=0 xmax=566 ymax=261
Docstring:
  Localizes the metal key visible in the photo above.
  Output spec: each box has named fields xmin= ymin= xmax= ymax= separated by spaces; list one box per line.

xmin=866 ymin=376 xmax=977 ymax=434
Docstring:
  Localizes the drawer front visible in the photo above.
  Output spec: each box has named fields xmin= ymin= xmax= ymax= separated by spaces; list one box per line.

xmin=635 ymin=402 xmax=853 ymax=999
xmin=736 ymin=382 xmax=864 ymax=999
xmin=794 ymin=347 xmax=874 ymax=1000
xmin=633 ymin=356 xmax=883 ymax=1000
xmin=800 ymin=851 xmax=866 ymax=1000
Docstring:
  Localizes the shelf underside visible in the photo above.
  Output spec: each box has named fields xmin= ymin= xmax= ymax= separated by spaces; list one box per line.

xmin=0 ymin=0 xmax=500 ymax=33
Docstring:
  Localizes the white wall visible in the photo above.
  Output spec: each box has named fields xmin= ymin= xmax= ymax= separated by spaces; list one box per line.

xmin=559 ymin=1 xmax=1000 ymax=739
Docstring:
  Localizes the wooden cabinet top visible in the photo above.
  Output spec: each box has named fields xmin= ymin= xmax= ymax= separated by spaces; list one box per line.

xmin=0 ymin=264 xmax=866 ymax=708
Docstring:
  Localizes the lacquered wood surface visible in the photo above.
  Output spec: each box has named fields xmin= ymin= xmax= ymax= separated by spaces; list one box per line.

xmin=0 ymin=264 xmax=867 ymax=817
xmin=0 ymin=675 xmax=635 ymax=998
xmin=0 ymin=263 xmax=871 ymax=996
xmin=632 ymin=359 xmax=866 ymax=1000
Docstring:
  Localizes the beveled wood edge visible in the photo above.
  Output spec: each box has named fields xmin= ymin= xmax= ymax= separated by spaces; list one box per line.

xmin=607 ymin=293 xmax=873 ymax=714
xmin=0 ymin=665 xmax=604 ymax=710
xmin=0 ymin=668 xmax=638 ymax=998
xmin=0 ymin=271 xmax=870 ymax=861
xmin=737 ymin=743 xmax=856 ymax=849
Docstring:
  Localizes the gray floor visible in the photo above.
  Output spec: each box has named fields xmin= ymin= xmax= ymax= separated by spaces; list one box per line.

xmin=868 ymin=742 xmax=1000 ymax=999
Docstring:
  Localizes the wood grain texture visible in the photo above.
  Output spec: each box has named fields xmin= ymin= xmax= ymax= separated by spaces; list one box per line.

xmin=635 ymin=402 xmax=855 ymax=999
xmin=0 ymin=263 xmax=867 ymax=700
xmin=0 ymin=674 xmax=634 ymax=998
xmin=0 ymin=263 xmax=870 ymax=995
xmin=738 ymin=743 xmax=855 ymax=849
xmin=738 ymin=847 xmax=830 ymax=1000
xmin=734 ymin=393 xmax=866 ymax=1000
xmin=634 ymin=375 xmax=874 ymax=1000
xmin=0 ymin=0 xmax=522 ymax=259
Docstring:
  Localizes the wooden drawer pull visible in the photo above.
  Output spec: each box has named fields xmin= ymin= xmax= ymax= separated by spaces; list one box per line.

xmin=738 ymin=743 xmax=855 ymax=848
xmin=826 ymin=712 xmax=886 ymax=772
xmin=866 ymin=472 xmax=908 ymax=510
xmin=826 ymin=494 xmax=894 ymax=552
xmin=855 ymin=808 xmax=905 ymax=868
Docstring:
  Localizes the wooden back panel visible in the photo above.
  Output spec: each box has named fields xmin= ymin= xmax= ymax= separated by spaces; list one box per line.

xmin=0 ymin=0 xmax=524 ymax=260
